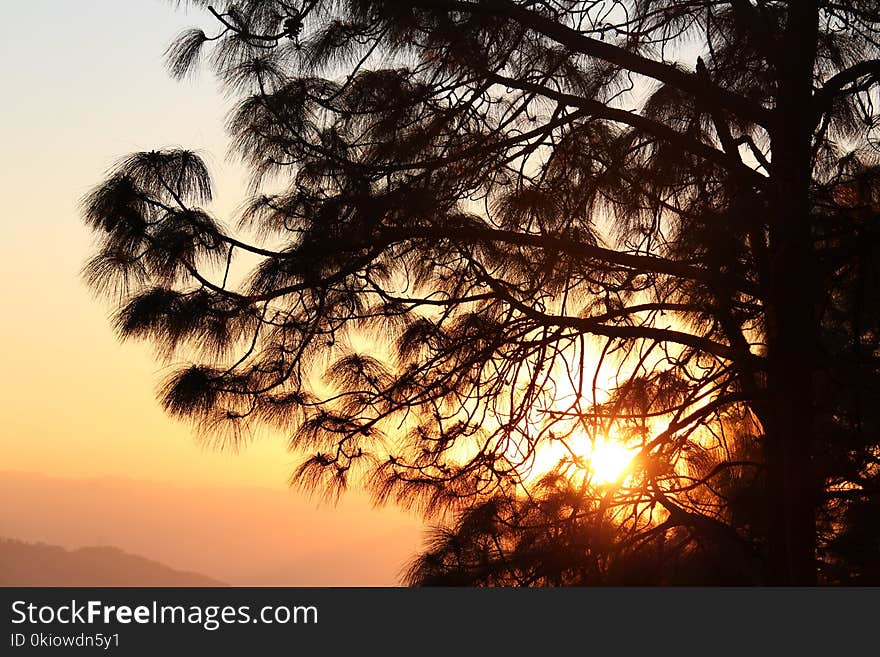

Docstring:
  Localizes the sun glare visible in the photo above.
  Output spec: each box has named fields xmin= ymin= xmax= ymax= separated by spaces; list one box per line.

xmin=521 ymin=433 xmax=637 ymax=486
xmin=585 ymin=439 xmax=635 ymax=485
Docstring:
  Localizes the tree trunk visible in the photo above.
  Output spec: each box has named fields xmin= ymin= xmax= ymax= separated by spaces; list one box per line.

xmin=764 ymin=1 xmax=820 ymax=585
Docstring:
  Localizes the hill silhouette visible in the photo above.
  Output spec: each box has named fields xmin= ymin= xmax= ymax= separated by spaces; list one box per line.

xmin=0 ymin=537 xmax=225 ymax=586
xmin=0 ymin=471 xmax=423 ymax=585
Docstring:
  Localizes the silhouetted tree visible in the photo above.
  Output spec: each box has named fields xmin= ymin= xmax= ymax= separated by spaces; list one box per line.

xmin=82 ymin=1 xmax=880 ymax=585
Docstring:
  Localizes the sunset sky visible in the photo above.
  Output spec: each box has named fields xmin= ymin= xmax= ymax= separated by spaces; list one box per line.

xmin=0 ymin=0 xmax=423 ymax=585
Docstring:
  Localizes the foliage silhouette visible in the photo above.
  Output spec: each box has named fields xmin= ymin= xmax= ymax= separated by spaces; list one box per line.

xmin=83 ymin=1 xmax=880 ymax=585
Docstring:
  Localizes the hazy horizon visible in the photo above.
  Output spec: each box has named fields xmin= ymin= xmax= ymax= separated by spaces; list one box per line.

xmin=0 ymin=470 xmax=423 ymax=586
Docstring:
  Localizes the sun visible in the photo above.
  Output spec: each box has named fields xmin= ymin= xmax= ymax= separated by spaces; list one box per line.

xmin=585 ymin=438 xmax=636 ymax=485
xmin=520 ymin=433 xmax=637 ymax=486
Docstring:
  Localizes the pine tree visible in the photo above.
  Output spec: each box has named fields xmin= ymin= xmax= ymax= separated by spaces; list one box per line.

xmin=83 ymin=1 xmax=880 ymax=584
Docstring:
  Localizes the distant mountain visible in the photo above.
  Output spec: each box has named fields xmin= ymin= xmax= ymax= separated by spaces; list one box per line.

xmin=0 ymin=537 xmax=226 ymax=587
xmin=0 ymin=471 xmax=423 ymax=585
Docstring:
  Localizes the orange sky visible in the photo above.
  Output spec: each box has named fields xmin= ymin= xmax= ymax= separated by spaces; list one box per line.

xmin=0 ymin=471 xmax=422 ymax=586
xmin=0 ymin=0 xmax=423 ymax=584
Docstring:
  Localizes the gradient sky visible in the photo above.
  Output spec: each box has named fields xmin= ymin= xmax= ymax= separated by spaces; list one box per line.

xmin=1 ymin=0 xmax=305 ymax=486
xmin=0 ymin=1 xmax=423 ymax=583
